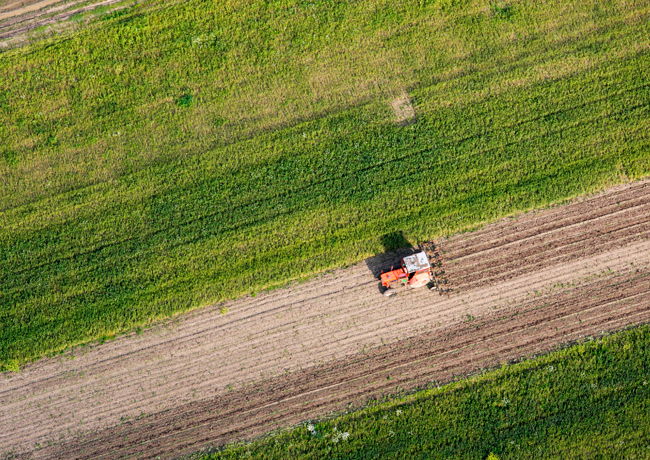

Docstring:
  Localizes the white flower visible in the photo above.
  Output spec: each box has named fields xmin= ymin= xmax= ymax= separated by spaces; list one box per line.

xmin=548 ymin=365 xmax=555 ymax=372
xmin=396 ymin=409 xmax=402 ymax=416
xmin=389 ymin=430 xmax=395 ymax=437
xmin=331 ymin=429 xmax=349 ymax=443
xmin=503 ymin=398 xmax=510 ymax=405
xmin=307 ymin=424 xmax=315 ymax=432
xmin=382 ymin=414 xmax=388 ymax=420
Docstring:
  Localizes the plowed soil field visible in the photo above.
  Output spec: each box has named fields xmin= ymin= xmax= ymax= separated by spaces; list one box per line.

xmin=2 ymin=180 xmax=649 ymax=460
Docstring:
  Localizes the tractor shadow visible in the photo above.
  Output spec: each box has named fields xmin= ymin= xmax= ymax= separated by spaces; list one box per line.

xmin=365 ymin=232 xmax=420 ymax=294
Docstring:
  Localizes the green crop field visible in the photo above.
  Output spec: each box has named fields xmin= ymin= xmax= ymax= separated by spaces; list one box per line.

xmin=206 ymin=325 xmax=650 ymax=459
xmin=2 ymin=0 xmax=650 ymax=369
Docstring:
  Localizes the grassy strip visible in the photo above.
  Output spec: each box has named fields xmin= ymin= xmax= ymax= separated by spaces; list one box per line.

xmin=2 ymin=0 xmax=650 ymax=367
xmin=206 ymin=325 xmax=650 ymax=459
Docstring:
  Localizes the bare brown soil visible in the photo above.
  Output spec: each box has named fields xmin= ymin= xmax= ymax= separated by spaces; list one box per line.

xmin=390 ymin=92 xmax=416 ymax=125
xmin=1 ymin=180 xmax=649 ymax=459
xmin=0 ymin=0 xmax=70 ymax=20
xmin=438 ymin=181 xmax=650 ymax=291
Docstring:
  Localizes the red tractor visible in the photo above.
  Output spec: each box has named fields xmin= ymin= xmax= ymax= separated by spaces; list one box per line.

xmin=380 ymin=251 xmax=437 ymax=297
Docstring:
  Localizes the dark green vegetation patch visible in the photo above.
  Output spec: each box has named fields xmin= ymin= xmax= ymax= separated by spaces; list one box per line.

xmin=208 ymin=326 xmax=650 ymax=459
xmin=1 ymin=0 xmax=650 ymax=367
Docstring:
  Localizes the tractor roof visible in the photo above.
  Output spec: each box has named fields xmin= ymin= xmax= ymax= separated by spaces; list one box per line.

xmin=402 ymin=251 xmax=430 ymax=273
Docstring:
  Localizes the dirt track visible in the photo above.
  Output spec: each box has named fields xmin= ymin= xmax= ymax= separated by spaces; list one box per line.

xmin=0 ymin=0 xmax=72 ymax=20
xmin=1 ymin=180 xmax=649 ymax=459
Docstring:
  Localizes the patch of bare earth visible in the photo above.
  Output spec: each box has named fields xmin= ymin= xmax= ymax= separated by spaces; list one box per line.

xmin=1 ymin=180 xmax=649 ymax=459
xmin=390 ymin=92 xmax=416 ymax=125
xmin=0 ymin=0 xmax=71 ymax=20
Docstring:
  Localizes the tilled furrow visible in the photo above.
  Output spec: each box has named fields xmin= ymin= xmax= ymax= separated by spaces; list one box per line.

xmin=450 ymin=224 xmax=650 ymax=290
xmin=447 ymin=201 xmax=650 ymax=272
xmin=448 ymin=207 xmax=650 ymax=276
xmin=44 ymin=271 xmax=650 ymax=460
xmin=115 ymin=297 xmax=650 ymax=460
xmin=440 ymin=183 xmax=650 ymax=258
xmin=1 ymin=276 xmax=385 ymax=420
xmin=54 ymin=274 xmax=649 ymax=456
xmin=457 ymin=241 xmax=649 ymax=294
xmin=441 ymin=182 xmax=650 ymax=251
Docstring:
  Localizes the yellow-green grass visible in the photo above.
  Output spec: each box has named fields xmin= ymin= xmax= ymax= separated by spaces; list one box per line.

xmin=207 ymin=325 xmax=650 ymax=460
xmin=2 ymin=0 xmax=650 ymax=368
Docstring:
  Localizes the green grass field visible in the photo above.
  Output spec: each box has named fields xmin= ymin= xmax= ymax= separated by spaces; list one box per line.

xmin=2 ymin=0 xmax=650 ymax=368
xmin=207 ymin=325 xmax=650 ymax=459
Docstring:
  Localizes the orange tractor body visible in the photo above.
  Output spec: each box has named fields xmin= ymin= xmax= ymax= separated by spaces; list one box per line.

xmin=380 ymin=251 xmax=436 ymax=297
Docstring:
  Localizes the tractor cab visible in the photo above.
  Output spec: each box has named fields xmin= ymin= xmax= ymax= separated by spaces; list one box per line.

xmin=380 ymin=251 xmax=434 ymax=297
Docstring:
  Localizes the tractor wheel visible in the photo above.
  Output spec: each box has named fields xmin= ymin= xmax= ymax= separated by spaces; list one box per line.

xmin=383 ymin=289 xmax=396 ymax=297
